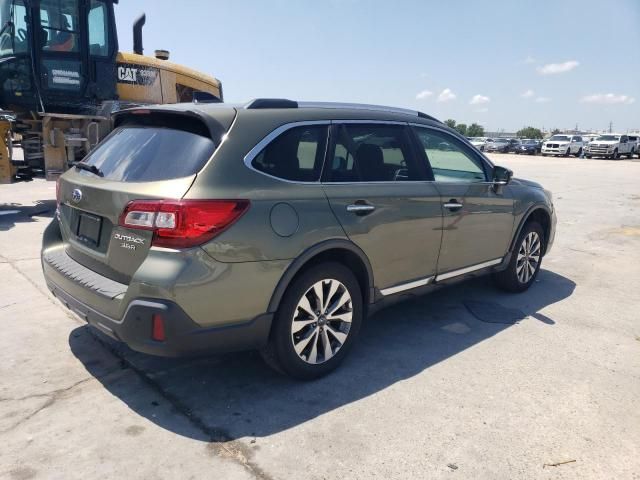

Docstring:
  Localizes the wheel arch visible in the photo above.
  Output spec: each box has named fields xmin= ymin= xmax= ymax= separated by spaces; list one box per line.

xmin=509 ymin=205 xmax=553 ymax=256
xmin=267 ymin=239 xmax=375 ymax=314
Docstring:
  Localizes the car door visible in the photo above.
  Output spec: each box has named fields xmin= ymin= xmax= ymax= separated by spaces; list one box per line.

xmin=620 ymin=135 xmax=629 ymax=154
xmin=411 ymin=125 xmax=515 ymax=278
xmin=571 ymin=136 xmax=582 ymax=154
xmin=321 ymin=122 xmax=443 ymax=294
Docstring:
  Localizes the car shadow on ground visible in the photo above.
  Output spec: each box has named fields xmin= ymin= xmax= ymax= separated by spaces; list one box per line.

xmin=0 ymin=200 xmax=56 ymax=231
xmin=69 ymin=269 xmax=575 ymax=443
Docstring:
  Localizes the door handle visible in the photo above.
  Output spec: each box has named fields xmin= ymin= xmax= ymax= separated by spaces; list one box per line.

xmin=443 ymin=200 xmax=463 ymax=210
xmin=346 ymin=203 xmax=376 ymax=214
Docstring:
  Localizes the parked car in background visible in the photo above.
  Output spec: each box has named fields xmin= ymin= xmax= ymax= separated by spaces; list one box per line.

xmin=468 ymin=137 xmax=488 ymax=151
xmin=507 ymin=139 xmax=522 ymax=153
xmin=541 ymin=135 xmax=584 ymax=157
xmin=485 ymin=138 xmax=520 ymax=153
xmin=41 ymin=99 xmax=556 ymax=379
xmin=583 ymin=134 xmax=599 ymax=146
xmin=515 ymin=139 xmax=541 ymax=155
xmin=584 ymin=134 xmax=634 ymax=159
xmin=484 ymin=138 xmax=510 ymax=153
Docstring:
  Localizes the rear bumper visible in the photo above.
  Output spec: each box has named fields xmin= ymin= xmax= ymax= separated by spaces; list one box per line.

xmin=47 ymin=279 xmax=273 ymax=357
xmin=41 ymin=218 xmax=279 ymax=357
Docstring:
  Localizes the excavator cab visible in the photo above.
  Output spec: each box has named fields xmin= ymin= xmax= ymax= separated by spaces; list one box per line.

xmin=0 ymin=0 xmax=118 ymax=114
xmin=0 ymin=0 xmax=222 ymax=183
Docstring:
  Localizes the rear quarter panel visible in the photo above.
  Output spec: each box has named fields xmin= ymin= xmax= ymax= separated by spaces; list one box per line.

xmin=186 ymin=111 xmax=348 ymax=263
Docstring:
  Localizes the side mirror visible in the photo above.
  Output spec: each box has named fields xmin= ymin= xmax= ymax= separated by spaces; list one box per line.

xmin=493 ymin=165 xmax=513 ymax=187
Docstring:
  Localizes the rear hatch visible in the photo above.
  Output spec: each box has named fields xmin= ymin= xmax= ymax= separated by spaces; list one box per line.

xmin=56 ymin=108 xmax=235 ymax=284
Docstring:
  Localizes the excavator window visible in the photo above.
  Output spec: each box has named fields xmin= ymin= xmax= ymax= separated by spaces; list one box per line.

xmin=39 ymin=0 xmax=79 ymax=53
xmin=0 ymin=0 xmax=28 ymax=55
xmin=88 ymin=0 xmax=109 ymax=56
xmin=176 ymin=84 xmax=196 ymax=103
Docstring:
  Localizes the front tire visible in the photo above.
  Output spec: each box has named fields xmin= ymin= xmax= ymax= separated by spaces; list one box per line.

xmin=494 ymin=222 xmax=544 ymax=293
xmin=575 ymin=147 xmax=582 ymax=157
xmin=612 ymin=149 xmax=620 ymax=159
xmin=261 ymin=262 xmax=363 ymax=380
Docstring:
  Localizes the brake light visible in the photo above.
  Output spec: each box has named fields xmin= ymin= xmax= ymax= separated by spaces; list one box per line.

xmin=119 ymin=199 xmax=250 ymax=248
xmin=151 ymin=314 xmax=166 ymax=341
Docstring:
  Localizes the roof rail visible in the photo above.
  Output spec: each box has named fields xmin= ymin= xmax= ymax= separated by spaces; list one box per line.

xmin=244 ymin=98 xmax=441 ymax=122
xmin=298 ymin=101 xmax=423 ymax=117
xmin=245 ymin=98 xmax=298 ymax=109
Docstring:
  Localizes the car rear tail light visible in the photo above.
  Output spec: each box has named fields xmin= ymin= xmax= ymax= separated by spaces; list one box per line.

xmin=119 ymin=199 xmax=250 ymax=248
xmin=151 ymin=314 xmax=166 ymax=342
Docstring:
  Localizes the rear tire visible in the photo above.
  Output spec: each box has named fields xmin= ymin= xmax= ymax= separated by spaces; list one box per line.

xmin=261 ymin=262 xmax=363 ymax=380
xmin=494 ymin=221 xmax=544 ymax=293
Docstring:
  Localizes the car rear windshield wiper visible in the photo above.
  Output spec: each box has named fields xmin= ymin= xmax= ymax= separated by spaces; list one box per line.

xmin=75 ymin=162 xmax=104 ymax=177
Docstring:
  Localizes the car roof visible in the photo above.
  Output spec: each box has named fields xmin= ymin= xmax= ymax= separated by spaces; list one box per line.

xmin=118 ymin=99 xmax=445 ymax=129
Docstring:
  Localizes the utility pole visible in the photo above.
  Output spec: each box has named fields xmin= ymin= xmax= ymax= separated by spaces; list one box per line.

xmin=609 ymin=121 xmax=613 ymax=133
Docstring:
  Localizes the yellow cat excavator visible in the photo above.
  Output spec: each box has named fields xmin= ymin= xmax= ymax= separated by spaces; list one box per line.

xmin=0 ymin=0 xmax=222 ymax=182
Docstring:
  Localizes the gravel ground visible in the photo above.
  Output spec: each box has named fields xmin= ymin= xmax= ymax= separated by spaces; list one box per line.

xmin=1 ymin=153 xmax=639 ymax=480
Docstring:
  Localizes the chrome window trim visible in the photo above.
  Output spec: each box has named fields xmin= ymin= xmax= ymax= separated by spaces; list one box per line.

xmin=321 ymin=180 xmax=434 ymax=185
xmin=243 ymin=120 xmax=331 ymax=185
xmin=380 ymin=276 xmax=434 ymax=296
xmin=435 ymin=258 xmax=503 ymax=282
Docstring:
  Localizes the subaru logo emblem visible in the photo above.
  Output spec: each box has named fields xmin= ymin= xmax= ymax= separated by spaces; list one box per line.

xmin=72 ymin=189 xmax=82 ymax=203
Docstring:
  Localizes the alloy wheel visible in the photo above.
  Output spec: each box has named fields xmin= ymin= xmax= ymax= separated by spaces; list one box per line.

xmin=516 ymin=231 xmax=541 ymax=283
xmin=290 ymin=279 xmax=353 ymax=364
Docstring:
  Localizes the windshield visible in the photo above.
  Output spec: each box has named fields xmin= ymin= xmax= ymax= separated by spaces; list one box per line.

xmin=595 ymin=135 xmax=620 ymax=141
xmin=0 ymin=0 xmax=28 ymax=57
xmin=524 ymin=140 xmax=538 ymax=145
xmin=549 ymin=135 xmax=570 ymax=141
xmin=495 ymin=139 xmax=509 ymax=143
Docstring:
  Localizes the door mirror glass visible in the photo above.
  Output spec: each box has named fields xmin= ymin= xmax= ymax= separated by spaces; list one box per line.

xmin=493 ymin=166 xmax=513 ymax=185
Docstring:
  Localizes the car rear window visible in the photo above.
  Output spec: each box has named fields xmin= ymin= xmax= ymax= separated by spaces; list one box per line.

xmin=82 ymin=126 xmax=216 ymax=182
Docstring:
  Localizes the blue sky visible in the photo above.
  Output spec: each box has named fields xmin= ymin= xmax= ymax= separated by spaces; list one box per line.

xmin=115 ymin=0 xmax=640 ymax=132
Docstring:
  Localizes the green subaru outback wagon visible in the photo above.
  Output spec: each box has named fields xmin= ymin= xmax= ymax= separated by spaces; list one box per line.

xmin=42 ymin=99 xmax=556 ymax=379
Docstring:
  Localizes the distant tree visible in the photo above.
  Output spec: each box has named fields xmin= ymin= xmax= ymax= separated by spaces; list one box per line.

xmin=516 ymin=127 xmax=543 ymax=139
xmin=455 ymin=123 xmax=468 ymax=136
xmin=444 ymin=119 xmax=456 ymax=129
xmin=551 ymin=128 xmax=561 ymax=135
xmin=466 ymin=123 xmax=485 ymax=137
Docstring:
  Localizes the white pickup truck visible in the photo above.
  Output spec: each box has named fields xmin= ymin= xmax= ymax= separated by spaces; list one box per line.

xmin=584 ymin=134 xmax=635 ymax=159
xmin=541 ymin=134 xmax=584 ymax=157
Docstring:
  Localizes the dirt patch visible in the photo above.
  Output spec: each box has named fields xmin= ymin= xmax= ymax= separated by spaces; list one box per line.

xmin=615 ymin=226 xmax=640 ymax=237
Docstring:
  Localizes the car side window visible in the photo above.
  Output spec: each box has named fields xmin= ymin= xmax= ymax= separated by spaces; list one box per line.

xmin=327 ymin=124 xmax=420 ymax=182
xmin=413 ymin=127 xmax=486 ymax=183
xmin=251 ymin=125 xmax=328 ymax=182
